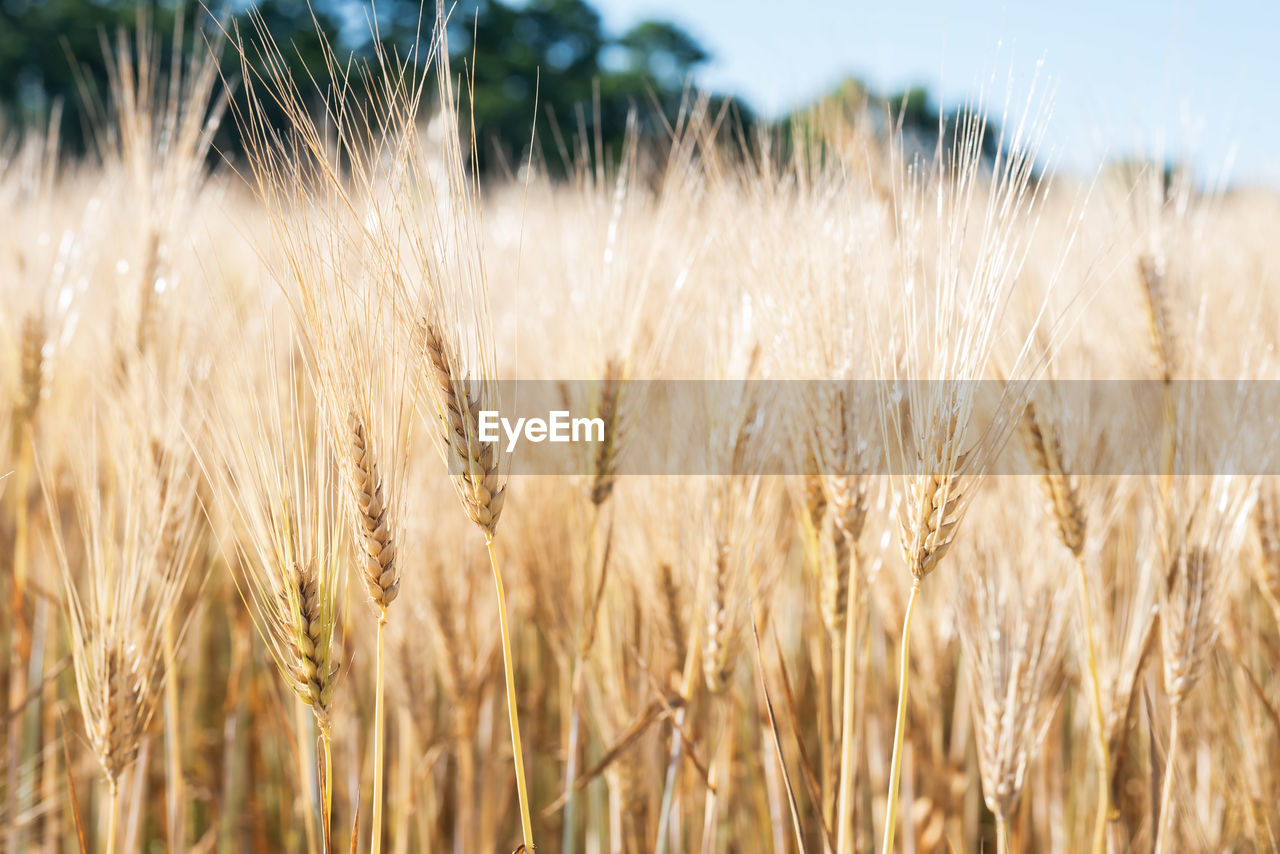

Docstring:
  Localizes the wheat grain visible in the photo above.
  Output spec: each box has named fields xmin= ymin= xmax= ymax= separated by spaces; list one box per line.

xmin=958 ymin=534 xmax=1069 ymax=852
xmin=349 ymin=412 xmax=399 ymax=609
xmin=418 ymin=319 xmax=506 ymax=536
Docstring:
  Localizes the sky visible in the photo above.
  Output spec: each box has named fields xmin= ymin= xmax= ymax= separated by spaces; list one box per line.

xmin=590 ymin=0 xmax=1280 ymax=187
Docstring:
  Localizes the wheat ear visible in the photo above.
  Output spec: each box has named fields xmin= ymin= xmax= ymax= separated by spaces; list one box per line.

xmin=590 ymin=358 xmax=622 ymax=507
xmin=284 ymin=555 xmax=340 ymax=850
xmin=52 ymin=412 xmax=199 ymax=854
xmin=1138 ymin=254 xmax=1179 ymax=502
xmin=703 ymin=535 xmax=734 ymax=696
xmin=1154 ymin=474 xmax=1250 ymax=853
xmin=349 ymin=413 xmax=399 ymax=610
xmin=419 ymin=320 xmax=506 ymax=534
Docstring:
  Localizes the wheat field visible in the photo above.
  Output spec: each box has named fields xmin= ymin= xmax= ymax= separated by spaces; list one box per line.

xmin=3 ymin=10 xmax=1280 ymax=854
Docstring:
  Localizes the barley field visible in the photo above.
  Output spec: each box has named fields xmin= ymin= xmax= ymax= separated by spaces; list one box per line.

xmin=3 ymin=9 xmax=1280 ymax=854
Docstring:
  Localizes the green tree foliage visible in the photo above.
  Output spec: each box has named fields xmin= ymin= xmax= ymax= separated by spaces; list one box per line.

xmin=446 ymin=0 xmax=739 ymax=174
xmin=783 ymin=75 xmax=1006 ymax=173
xmin=0 ymin=0 xmax=733 ymax=176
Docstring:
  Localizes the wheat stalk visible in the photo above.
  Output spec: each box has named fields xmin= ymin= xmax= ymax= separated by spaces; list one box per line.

xmin=957 ymin=531 xmax=1069 ymax=854
xmin=1020 ymin=400 xmax=1110 ymax=852
xmin=562 ymin=355 xmax=627 ymax=853
xmin=49 ymin=402 xmax=200 ymax=854
xmin=385 ymin=18 xmax=528 ymax=842
xmin=227 ymin=10 xmax=426 ymax=846
xmin=807 ymin=387 xmax=872 ymax=853
xmin=1153 ymin=476 xmax=1252 ymax=854
xmin=199 ymin=329 xmax=346 ymax=849
xmin=876 ymin=79 xmax=1056 ymax=852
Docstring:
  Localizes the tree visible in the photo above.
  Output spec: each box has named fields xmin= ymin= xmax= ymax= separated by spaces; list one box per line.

xmin=448 ymin=0 xmax=721 ymax=175
xmin=0 ymin=0 xmax=736 ymax=177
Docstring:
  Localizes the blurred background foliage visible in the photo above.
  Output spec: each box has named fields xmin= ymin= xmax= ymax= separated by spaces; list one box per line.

xmin=0 ymin=0 xmax=975 ymax=177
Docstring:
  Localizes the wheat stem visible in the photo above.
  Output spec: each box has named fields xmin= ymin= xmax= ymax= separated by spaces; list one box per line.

xmin=655 ymin=549 xmax=709 ymax=854
xmin=371 ymin=609 xmax=388 ymax=854
xmin=562 ymin=667 xmax=585 ymax=854
xmin=698 ymin=729 xmax=720 ymax=854
xmin=106 ymin=778 xmax=120 ymax=854
xmin=826 ymin=631 xmax=841 ymax=838
xmin=163 ymin=614 xmax=183 ymax=850
xmin=816 ymin=641 xmax=833 ymax=853
xmin=654 ymin=696 xmax=692 ymax=854
xmin=1153 ymin=703 xmax=1180 ymax=854
xmin=293 ymin=704 xmax=320 ymax=854
xmin=321 ymin=728 xmax=333 ymax=854
xmin=6 ymin=430 xmax=33 ymax=854
xmin=881 ymin=579 xmax=921 ymax=854
xmin=562 ymin=506 xmax=603 ymax=854
xmin=11 ymin=432 xmax=31 ymax=625
xmin=835 ymin=548 xmax=860 ymax=854
xmin=1075 ymin=556 xmax=1110 ymax=854
xmin=996 ymin=814 xmax=1011 ymax=854
xmin=486 ymin=536 xmax=534 ymax=850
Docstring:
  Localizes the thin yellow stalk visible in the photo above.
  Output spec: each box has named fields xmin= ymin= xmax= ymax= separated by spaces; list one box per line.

xmin=1153 ymin=703 xmax=1180 ymax=854
xmin=486 ymin=536 xmax=534 ymax=851
xmin=698 ymin=732 xmax=722 ymax=854
xmin=6 ymin=436 xmax=32 ymax=854
xmin=655 ymin=641 xmax=700 ymax=854
xmin=881 ymin=579 xmax=921 ymax=854
xmin=40 ymin=631 xmax=60 ymax=854
xmin=11 ymin=436 xmax=31 ymax=619
xmin=698 ymin=702 xmax=731 ymax=854
xmin=562 ymin=661 xmax=588 ymax=854
xmin=321 ymin=728 xmax=334 ymax=854
xmin=106 ymin=779 xmax=121 ymax=854
xmin=1075 ymin=556 xmax=1110 ymax=854
xmin=655 ymin=547 xmax=710 ymax=854
xmin=562 ymin=505 xmax=603 ymax=854
xmin=835 ymin=549 xmax=860 ymax=854
xmin=996 ymin=814 xmax=1010 ymax=854
xmin=163 ymin=614 xmax=183 ymax=850
xmin=372 ymin=610 xmax=388 ymax=854
xmin=826 ymin=632 xmax=841 ymax=838
xmin=815 ymin=640 xmax=833 ymax=852
xmin=295 ymin=703 xmax=320 ymax=854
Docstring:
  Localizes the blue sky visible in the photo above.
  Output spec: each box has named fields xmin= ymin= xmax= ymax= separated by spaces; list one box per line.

xmin=591 ymin=0 xmax=1280 ymax=187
